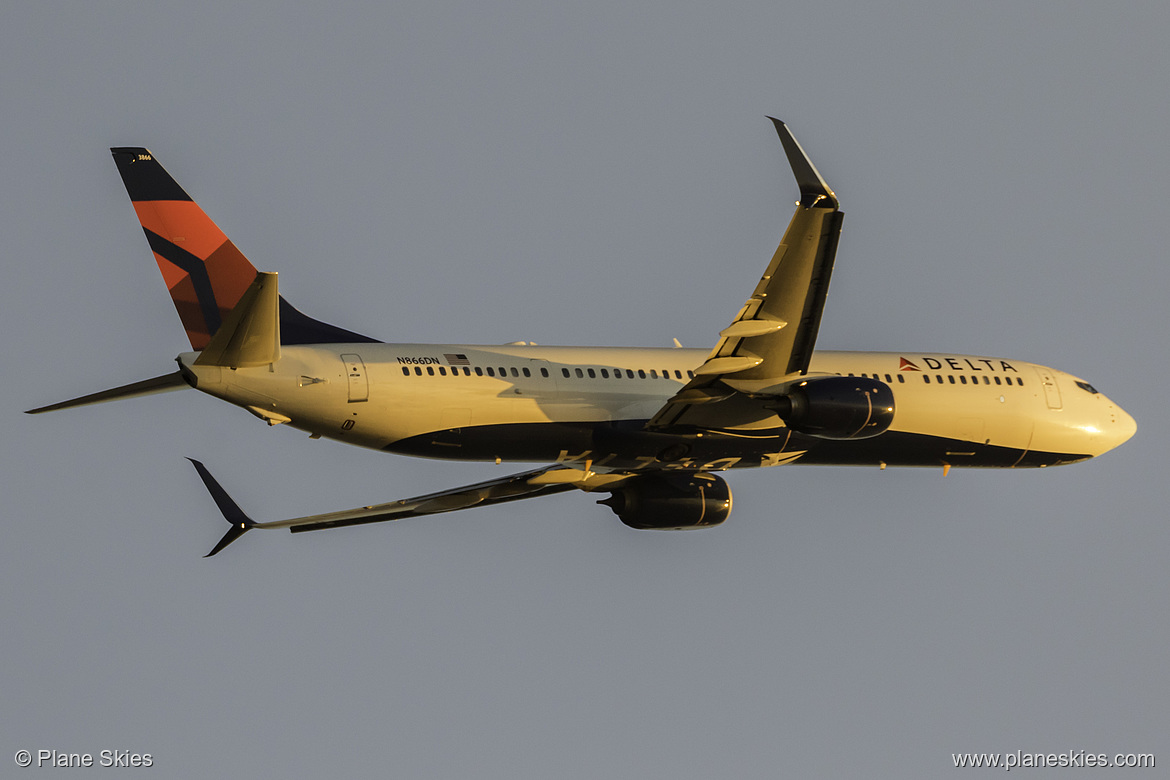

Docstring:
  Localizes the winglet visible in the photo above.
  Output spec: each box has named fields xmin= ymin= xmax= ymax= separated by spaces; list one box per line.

xmin=187 ymin=459 xmax=255 ymax=557
xmin=768 ymin=118 xmax=837 ymax=209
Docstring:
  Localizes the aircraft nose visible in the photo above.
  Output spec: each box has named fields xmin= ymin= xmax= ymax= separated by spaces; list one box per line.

xmin=1091 ymin=400 xmax=1137 ymax=457
xmin=1111 ymin=405 xmax=1137 ymax=448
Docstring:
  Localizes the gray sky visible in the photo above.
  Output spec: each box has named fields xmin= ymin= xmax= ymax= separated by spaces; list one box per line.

xmin=4 ymin=2 xmax=1167 ymax=776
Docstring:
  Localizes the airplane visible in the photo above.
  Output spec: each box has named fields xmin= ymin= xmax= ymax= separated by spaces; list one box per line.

xmin=27 ymin=119 xmax=1137 ymax=556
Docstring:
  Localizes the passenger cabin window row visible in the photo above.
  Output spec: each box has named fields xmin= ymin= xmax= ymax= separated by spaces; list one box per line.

xmin=848 ymin=373 xmax=906 ymax=383
xmin=846 ymin=371 xmax=1023 ymax=387
xmin=849 ymin=373 xmax=905 ymax=383
xmin=400 ymin=365 xmax=696 ymax=380
xmin=561 ymin=367 xmax=692 ymax=380
xmin=921 ymin=374 xmax=1023 ymax=386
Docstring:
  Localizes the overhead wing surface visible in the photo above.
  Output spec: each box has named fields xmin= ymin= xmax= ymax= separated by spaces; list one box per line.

xmin=648 ymin=119 xmax=843 ymax=431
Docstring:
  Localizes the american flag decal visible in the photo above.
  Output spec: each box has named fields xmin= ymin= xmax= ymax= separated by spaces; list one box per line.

xmin=444 ymin=353 xmax=470 ymax=366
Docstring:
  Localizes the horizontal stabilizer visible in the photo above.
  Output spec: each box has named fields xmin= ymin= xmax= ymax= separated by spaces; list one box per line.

xmin=25 ymin=371 xmax=190 ymax=414
xmin=195 ymin=272 xmax=281 ymax=368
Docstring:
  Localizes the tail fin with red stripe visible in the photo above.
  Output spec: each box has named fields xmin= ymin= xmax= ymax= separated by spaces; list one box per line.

xmin=110 ymin=147 xmax=377 ymax=348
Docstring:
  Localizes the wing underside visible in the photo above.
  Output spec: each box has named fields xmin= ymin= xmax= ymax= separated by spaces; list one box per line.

xmin=192 ymin=461 xmax=635 ymax=555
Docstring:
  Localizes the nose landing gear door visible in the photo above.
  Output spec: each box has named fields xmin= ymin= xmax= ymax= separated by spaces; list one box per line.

xmin=341 ymin=353 xmax=369 ymax=403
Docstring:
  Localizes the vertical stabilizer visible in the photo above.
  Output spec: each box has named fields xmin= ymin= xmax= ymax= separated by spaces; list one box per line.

xmin=111 ymin=148 xmax=258 ymax=349
xmin=110 ymin=147 xmax=379 ymax=348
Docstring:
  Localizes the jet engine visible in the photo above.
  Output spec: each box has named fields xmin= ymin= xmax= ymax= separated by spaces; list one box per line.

xmin=598 ymin=473 xmax=732 ymax=530
xmin=768 ymin=376 xmax=894 ymax=440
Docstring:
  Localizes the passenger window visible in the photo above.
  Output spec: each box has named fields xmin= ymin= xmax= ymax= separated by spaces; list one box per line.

xmin=947 ymin=376 xmax=955 ymax=384
xmin=475 ymin=367 xmax=483 ymax=376
xmin=585 ymin=368 xmax=593 ymax=378
xmin=936 ymin=375 xmax=943 ymax=383
xmin=994 ymin=376 xmax=1001 ymax=385
xmin=924 ymin=375 xmax=931 ymax=384
xmin=575 ymin=368 xmax=584 ymax=378
xmin=402 ymin=367 xmax=410 ymax=376
xmin=426 ymin=367 xmax=435 ymax=376
xmin=464 ymin=367 xmax=472 ymax=376
xmin=627 ymin=369 xmax=636 ymax=379
xmin=638 ymin=369 xmax=646 ymax=379
xmin=562 ymin=368 xmax=570 ymax=378
xmin=439 ymin=367 xmax=447 ymax=376
xmin=896 ymin=374 xmax=904 ymax=383
xmin=959 ymin=375 xmax=966 ymax=384
xmin=414 ymin=367 xmax=422 ymax=376
xmin=600 ymin=369 xmax=609 ymax=378
xmin=522 ymin=367 xmax=531 ymax=378
xmin=982 ymin=376 xmax=989 ymax=385
xmin=649 ymin=369 xmax=658 ymax=378
xmin=687 ymin=370 xmax=695 ymax=379
xmin=1017 ymin=378 xmax=1024 ymax=386
xmin=674 ymin=370 xmax=683 ymax=379
xmin=541 ymin=368 xmax=549 ymax=378
xmin=486 ymin=367 xmax=495 ymax=377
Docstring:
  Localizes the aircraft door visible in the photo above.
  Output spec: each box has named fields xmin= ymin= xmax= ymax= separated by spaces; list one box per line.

xmin=341 ymin=353 xmax=369 ymax=403
xmin=1033 ymin=366 xmax=1062 ymax=410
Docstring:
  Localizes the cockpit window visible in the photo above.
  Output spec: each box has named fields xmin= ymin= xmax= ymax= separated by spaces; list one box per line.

xmin=1075 ymin=380 xmax=1099 ymax=394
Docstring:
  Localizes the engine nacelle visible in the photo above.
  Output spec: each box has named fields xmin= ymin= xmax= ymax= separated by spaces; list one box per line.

xmin=598 ymin=473 xmax=732 ymax=530
xmin=769 ymin=376 xmax=894 ymax=440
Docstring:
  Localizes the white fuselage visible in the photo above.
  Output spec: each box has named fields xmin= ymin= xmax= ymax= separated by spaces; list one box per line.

xmin=179 ymin=344 xmax=1135 ymax=472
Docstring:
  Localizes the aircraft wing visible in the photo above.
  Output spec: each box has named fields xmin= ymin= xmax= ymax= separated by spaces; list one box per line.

xmin=190 ymin=460 xmax=633 ymax=556
xmin=648 ymin=119 xmax=844 ymax=431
